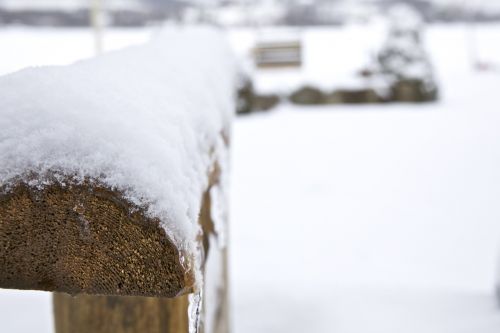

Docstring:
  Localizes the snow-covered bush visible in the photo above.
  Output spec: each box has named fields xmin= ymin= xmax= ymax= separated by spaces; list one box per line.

xmin=375 ymin=4 xmax=438 ymax=102
xmin=289 ymin=85 xmax=327 ymax=105
xmin=236 ymin=75 xmax=280 ymax=114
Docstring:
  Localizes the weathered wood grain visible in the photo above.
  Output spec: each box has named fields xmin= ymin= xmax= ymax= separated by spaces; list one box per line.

xmin=0 ymin=180 xmax=194 ymax=298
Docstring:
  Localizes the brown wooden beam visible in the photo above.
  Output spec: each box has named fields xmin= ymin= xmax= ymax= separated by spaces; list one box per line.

xmin=0 ymin=180 xmax=194 ymax=298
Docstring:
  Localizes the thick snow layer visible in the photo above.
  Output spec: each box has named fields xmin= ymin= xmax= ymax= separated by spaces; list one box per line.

xmin=0 ymin=27 xmax=236 ymax=262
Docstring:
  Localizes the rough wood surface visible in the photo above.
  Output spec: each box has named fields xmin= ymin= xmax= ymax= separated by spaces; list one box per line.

xmin=0 ymin=181 xmax=193 ymax=297
xmin=53 ymin=293 xmax=189 ymax=333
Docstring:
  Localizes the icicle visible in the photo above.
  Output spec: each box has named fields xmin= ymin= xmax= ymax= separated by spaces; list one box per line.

xmin=188 ymin=290 xmax=203 ymax=333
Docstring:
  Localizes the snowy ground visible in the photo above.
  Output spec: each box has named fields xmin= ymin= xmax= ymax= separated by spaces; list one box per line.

xmin=231 ymin=23 xmax=500 ymax=333
xmin=1 ymin=24 xmax=500 ymax=332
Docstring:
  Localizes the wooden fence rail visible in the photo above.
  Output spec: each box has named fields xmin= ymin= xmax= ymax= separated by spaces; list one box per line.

xmin=0 ymin=27 xmax=234 ymax=333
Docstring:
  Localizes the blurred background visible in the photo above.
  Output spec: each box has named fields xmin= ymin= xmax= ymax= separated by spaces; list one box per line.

xmin=1 ymin=0 xmax=500 ymax=332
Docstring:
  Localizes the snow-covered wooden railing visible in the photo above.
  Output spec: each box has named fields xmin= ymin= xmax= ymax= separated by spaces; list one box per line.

xmin=0 ymin=27 xmax=235 ymax=333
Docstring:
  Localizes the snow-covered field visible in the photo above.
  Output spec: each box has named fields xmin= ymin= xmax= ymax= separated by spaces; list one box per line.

xmin=1 ymin=24 xmax=500 ymax=332
xmin=231 ymin=23 xmax=500 ymax=333
xmin=0 ymin=27 xmax=155 ymax=76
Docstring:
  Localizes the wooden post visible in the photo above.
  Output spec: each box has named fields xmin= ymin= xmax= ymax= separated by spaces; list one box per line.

xmin=53 ymin=294 xmax=190 ymax=333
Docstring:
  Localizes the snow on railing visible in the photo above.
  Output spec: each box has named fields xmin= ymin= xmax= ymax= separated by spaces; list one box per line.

xmin=0 ymin=26 xmax=235 ymax=333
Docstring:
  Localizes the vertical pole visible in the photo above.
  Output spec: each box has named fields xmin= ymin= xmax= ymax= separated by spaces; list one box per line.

xmin=466 ymin=8 xmax=478 ymax=70
xmin=90 ymin=0 xmax=104 ymax=55
xmin=464 ymin=0 xmax=480 ymax=70
xmin=53 ymin=293 xmax=190 ymax=333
